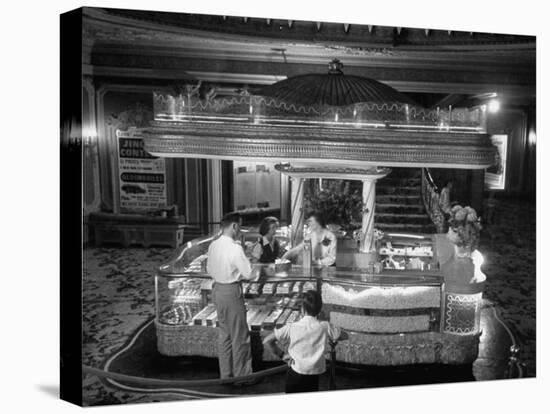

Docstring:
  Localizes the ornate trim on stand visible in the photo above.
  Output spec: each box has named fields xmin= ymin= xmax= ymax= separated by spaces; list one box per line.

xmin=144 ymin=121 xmax=496 ymax=169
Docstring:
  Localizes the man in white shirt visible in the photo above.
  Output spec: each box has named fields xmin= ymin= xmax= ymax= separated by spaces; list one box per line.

xmin=207 ymin=213 xmax=259 ymax=381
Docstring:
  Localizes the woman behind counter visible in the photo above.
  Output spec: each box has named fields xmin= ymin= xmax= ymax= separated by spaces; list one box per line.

xmin=251 ymin=216 xmax=282 ymax=263
xmin=283 ymin=212 xmax=337 ymax=266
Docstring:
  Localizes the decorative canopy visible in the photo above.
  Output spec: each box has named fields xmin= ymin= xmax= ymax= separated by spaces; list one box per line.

xmin=260 ymin=59 xmax=417 ymax=107
xmin=143 ymin=60 xmax=496 ymax=169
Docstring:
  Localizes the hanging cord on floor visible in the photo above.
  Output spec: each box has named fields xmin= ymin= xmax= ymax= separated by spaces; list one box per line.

xmin=84 ymin=306 xmax=524 ymax=399
xmin=83 ymin=363 xmax=287 ymax=388
xmin=84 ymin=318 xmax=288 ymax=398
xmin=490 ymin=305 xmax=524 ymax=378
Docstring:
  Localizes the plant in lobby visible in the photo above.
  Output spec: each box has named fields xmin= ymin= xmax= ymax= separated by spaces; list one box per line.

xmin=303 ymin=179 xmax=364 ymax=234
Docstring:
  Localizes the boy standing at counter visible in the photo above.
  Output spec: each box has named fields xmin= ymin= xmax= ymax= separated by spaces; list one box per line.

xmin=208 ymin=212 xmax=260 ymax=383
xmin=263 ymin=290 xmax=343 ymax=393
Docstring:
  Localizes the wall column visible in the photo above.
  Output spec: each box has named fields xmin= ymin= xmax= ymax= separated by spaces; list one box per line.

xmin=290 ymin=177 xmax=305 ymax=247
xmin=360 ymin=178 xmax=377 ymax=253
xmin=82 ymin=78 xmax=101 ymax=216
xmin=207 ymin=159 xmax=223 ymax=233
xmin=470 ymin=169 xmax=485 ymax=214
xmin=280 ymin=173 xmax=291 ymax=225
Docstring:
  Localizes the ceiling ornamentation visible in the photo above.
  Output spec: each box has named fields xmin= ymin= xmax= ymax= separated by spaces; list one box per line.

xmin=82 ymin=7 xmax=535 ymax=102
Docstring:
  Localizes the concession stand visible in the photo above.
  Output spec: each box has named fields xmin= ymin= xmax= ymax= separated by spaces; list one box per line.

xmin=143 ymin=59 xmax=496 ymax=366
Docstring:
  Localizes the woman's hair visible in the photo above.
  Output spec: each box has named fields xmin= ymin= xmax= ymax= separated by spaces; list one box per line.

xmin=302 ymin=290 xmax=323 ymax=317
xmin=258 ymin=216 xmax=279 ymax=236
xmin=306 ymin=211 xmax=326 ymax=228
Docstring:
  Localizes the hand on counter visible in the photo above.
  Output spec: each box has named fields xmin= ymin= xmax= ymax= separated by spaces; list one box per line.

xmin=262 ymin=332 xmax=285 ymax=360
xmin=249 ymin=264 xmax=262 ymax=282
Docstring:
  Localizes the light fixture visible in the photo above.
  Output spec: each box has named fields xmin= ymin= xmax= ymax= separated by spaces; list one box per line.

xmin=487 ymin=99 xmax=500 ymax=113
xmin=82 ymin=124 xmax=97 ymax=146
xmin=528 ymin=128 xmax=536 ymax=146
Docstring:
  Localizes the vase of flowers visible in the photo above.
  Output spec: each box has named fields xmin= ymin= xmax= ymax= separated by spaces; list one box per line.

xmin=447 ymin=205 xmax=482 ymax=252
xmin=303 ymin=179 xmax=364 ymax=234
xmin=442 ymin=205 xmax=482 ymax=284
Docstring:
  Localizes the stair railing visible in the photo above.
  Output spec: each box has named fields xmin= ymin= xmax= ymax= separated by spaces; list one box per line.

xmin=421 ymin=168 xmax=446 ymax=233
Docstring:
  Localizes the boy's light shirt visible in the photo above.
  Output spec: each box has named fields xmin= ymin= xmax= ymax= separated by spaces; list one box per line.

xmin=274 ymin=315 xmax=341 ymax=375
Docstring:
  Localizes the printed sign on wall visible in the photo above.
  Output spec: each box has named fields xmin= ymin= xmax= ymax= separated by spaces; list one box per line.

xmin=117 ymin=128 xmax=167 ymax=211
xmin=485 ymin=134 xmax=508 ymax=190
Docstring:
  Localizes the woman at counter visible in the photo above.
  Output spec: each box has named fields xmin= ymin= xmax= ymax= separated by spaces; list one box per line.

xmin=251 ymin=216 xmax=282 ymax=264
xmin=282 ymin=212 xmax=337 ymax=266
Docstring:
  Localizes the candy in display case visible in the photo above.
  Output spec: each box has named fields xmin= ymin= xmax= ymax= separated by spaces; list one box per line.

xmin=154 ymin=230 xmax=320 ymax=358
xmin=155 ymin=275 xmax=212 ymax=325
xmin=153 ymin=229 xmax=485 ymax=366
xmin=378 ymin=233 xmax=438 ymax=270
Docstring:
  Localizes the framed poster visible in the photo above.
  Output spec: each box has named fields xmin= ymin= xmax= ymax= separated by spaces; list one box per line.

xmin=116 ymin=127 xmax=167 ymax=211
xmin=485 ymin=134 xmax=508 ymax=190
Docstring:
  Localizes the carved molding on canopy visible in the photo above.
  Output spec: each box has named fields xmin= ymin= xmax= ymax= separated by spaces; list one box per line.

xmin=274 ymin=164 xmax=392 ymax=180
xmin=143 ymin=121 xmax=496 ymax=169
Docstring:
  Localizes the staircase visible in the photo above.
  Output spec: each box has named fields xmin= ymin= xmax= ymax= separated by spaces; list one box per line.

xmin=375 ymin=168 xmax=436 ymax=234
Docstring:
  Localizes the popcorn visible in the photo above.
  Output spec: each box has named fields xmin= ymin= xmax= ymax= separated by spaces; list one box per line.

xmin=322 ymin=283 xmax=441 ymax=309
xmin=329 ymin=312 xmax=430 ymax=333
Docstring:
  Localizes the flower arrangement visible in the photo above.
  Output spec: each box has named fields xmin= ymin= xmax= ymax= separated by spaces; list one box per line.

xmin=448 ymin=205 xmax=482 ymax=251
xmin=303 ymin=180 xmax=364 ymax=231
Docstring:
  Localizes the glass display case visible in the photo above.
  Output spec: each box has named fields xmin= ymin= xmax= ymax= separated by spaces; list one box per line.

xmin=154 ymin=230 xmax=484 ymax=365
xmin=378 ymin=233 xmax=437 ymax=270
xmin=154 ymin=227 xmax=314 ymax=358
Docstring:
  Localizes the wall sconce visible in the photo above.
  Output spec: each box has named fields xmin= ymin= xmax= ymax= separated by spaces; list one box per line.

xmin=487 ymin=99 xmax=500 ymax=113
xmin=82 ymin=125 xmax=97 ymax=147
xmin=528 ymin=128 xmax=536 ymax=146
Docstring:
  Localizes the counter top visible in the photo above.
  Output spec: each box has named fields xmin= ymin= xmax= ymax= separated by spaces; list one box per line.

xmin=158 ymin=264 xmax=443 ymax=287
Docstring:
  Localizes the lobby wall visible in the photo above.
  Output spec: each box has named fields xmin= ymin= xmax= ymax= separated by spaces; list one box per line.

xmin=82 ymin=79 xmax=210 ymax=243
xmin=429 ymin=105 xmax=535 ymax=215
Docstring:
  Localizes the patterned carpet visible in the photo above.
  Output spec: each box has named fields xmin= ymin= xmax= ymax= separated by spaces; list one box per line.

xmin=477 ymin=197 xmax=536 ymax=377
xmin=82 ymin=247 xmax=176 ymax=405
xmin=81 ymin=197 xmax=536 ymax=406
